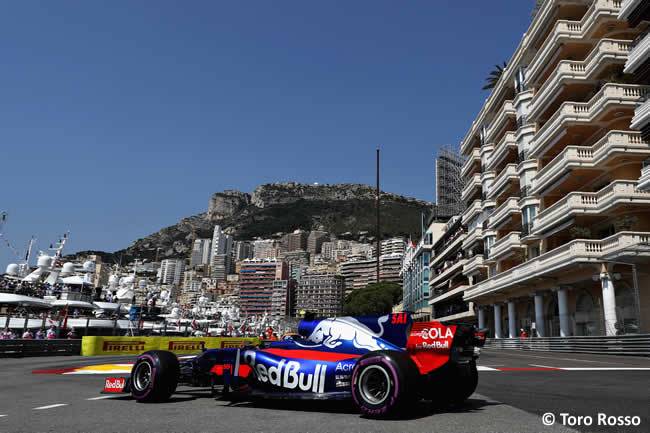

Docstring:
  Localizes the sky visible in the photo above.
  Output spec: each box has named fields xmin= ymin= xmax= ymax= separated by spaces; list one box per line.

xmin=0 ymin=0 xmax=534 ymax=269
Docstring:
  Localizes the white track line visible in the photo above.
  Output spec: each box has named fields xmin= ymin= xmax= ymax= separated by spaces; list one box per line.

xmin=530 ymin=364 xmax=559 ymax=368
xmin=0 ymin=415 xmax=7 ymax=418
xmin=477 ymin=366 xmax=499 ymax=371
xmin=33 ymin=404 xmax=68 ymax=410
xmin=86 ymin=395 xmax=120 ymax=400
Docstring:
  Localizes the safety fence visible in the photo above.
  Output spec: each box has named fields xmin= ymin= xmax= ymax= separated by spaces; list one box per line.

xmin=484 ymin=334 xmax=650 ymax=356
xmin=0 ymin=339 xmax=82 ymax=357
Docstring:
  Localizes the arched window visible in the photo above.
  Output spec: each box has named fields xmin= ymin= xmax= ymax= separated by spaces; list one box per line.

xmin=614 ymin=282 xmax=639 ymax=334
xmin=574 ymin=290 xmax=601 ymax=336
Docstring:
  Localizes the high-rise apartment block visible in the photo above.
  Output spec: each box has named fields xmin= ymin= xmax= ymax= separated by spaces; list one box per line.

xmin=307 ymin=230 xmax=329 ymax=254
xmin=238 ymin=259 xmax=289 ymax=316
xmin=287 ymin=229 xmax=308 ymax=252
xmin=253 ymin=239 xmax=281 ymax=259
xmin=295 ymin=273 xmax=344 ymax=317
xmin=210 ymin=225 xmax=233 ymax=278
xmin=191 ymin=238 xmax=212 ymax=267
xmin=160 ymin=259 xmax=185 ymax=287
xmin=270 ymin=279 xmax=297 ymax=319
xmin=457 ymin=0 xmax=650 ymax=338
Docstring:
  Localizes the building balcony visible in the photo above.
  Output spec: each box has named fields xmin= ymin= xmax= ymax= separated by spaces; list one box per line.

xmin=624 ymin=30 xmax=649 ymax=75
xmin=639 ymin=164 xmax=650 ymax=192
xmin=484 ymin=100 xmax=516 ymax=144
xmin=461 ymin=199 xmax=483 ymax=226
xmin=532 ymin=130 xmax=649 ymax=196
xmin=529 ymin=38 xmax=632 ymax=122
xmin=486 ymin=131 xmax=517 ymax=172
xmin=486 ymin=164 xmax=519 ymax=201
xmin=430 ymin=234 xmax=465 ymax=269
xmin=487 ymin=197 xmax=520 ymax=230
xmin=463 ymin=254 xmax=487 ymax=277
xmin=429 ymin=259 xmax=467 ymax=291
xmin=532 ymin=180 xmax=650 ymax=236
xmin=462 ymin=226 xmax=483 ymax=251
xmin=461 ymin=148 xmax=481 ymax=179
xmin=461 ymin=173 xmax=482 ymax=203
xmin=530 ymin=84 xmax=650 ymax=159
xmin=630 ymin=96 xmax=650 ymax=131
xmin=486 ymin=232 xmax=522 ymax=263
xmin=433 ymin=307 xmax=476 ymax=323
xmin=429 ymin=285 xmax=469 ymax=305
xmin=464 ymin=231 xmax=650 ymax=301
xmin=525 ymin=0 xmax=623 ymax=88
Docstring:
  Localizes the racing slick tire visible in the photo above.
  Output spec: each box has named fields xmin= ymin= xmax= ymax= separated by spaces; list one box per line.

xmin=130 ymin=350 xmax=180 ymax=402
xmin=449 ymin=360 xmax=478 ymax=406
xmin=351 ymin=350 xmax=419 ymax=418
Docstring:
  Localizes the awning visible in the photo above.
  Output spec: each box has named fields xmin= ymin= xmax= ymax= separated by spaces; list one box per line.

xmin=0 ymin=293 xmax=52 ymax=309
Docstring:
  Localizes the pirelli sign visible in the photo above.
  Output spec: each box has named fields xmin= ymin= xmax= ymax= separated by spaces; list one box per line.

xmin=102 ymin=341 xmax=146 ymax=352
xmin=82 ymin=336 xmax=261 ymax=356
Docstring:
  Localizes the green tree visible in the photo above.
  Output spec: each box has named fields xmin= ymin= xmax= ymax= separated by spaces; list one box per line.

xmin=343 ymin=281 xmax=402 ymax=316
xmin=482 ymin=61 xmax=507 ymax=90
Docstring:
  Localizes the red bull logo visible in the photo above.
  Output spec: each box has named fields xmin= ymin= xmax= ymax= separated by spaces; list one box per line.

xmin=103 ymin=378 xmax=125 ymax=392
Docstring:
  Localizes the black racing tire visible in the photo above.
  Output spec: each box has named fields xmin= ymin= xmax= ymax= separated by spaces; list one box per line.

xmin=130 ymin=350 xmax=180 ymax=403
xmin=449 ymin=360 xmax=478 ymax=406
xmin=351 ymin=350 xmax=419 ymax=418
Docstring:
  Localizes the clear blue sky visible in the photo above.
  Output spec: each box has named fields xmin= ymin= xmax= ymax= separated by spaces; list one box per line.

xmin=1 ymin=1 xmax=533 ymax=268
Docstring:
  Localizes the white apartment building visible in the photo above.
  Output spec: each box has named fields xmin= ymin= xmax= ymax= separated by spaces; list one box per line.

xmin=191 ymin=238 xmax=212 ymax=267
xmin=210 ymin=225 xmax=233 ymax=278
xmin=459 ymin=0 xmax=650 ymax=338
xmin=160 ymin=259 xmax=185 ymax=287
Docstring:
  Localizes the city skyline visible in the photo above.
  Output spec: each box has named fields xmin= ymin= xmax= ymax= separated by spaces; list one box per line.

xmin=1 ymin=1 xmax=533 ymax=270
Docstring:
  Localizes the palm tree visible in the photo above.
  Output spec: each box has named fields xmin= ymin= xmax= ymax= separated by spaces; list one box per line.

xmin=482 ymin=61 xmax=507 ymax=90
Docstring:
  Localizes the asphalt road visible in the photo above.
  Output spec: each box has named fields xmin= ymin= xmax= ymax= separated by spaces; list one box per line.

xmin=0 ymin=349 xmax=648 ymax=433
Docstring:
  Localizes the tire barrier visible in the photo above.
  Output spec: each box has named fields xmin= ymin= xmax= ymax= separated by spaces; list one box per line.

xmin=0 ymin=339 xmax=81 ymax=357
xmin=81 ymin=336 xmax=261 ymax=356
xmin=484 ymin=334 xmax=650 ymax=356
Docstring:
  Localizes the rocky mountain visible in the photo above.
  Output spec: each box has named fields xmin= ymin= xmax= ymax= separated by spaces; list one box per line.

xmin=74 ymin=182 xmax=434 ymax=263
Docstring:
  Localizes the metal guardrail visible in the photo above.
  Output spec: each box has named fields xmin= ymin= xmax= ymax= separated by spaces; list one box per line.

xmin=0 ymin=339 xmax=81 ymax=357
xmin=485 ymin=334 xmax=650 ymax=356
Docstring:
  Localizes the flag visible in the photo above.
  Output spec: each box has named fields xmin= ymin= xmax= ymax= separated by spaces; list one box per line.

xmin=191 ymin=319 xmax=197 ymax=330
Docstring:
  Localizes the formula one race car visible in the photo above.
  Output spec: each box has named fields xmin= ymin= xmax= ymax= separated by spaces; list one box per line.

xmin=104 ymin=313 xmax=487 ymax=417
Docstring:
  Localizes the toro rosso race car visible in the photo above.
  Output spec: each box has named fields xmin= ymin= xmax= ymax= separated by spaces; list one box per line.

xmin=104 ymin=313 xmax=487 ymax=417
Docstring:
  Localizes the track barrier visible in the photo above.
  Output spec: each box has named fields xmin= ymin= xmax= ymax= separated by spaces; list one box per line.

xmin=0 ymin=339 xmax=81 ymax=357
xmin=485 ymin=334 xmax=650 ymax=356
xmin=80 ymin=336 xmax=261 ymax=356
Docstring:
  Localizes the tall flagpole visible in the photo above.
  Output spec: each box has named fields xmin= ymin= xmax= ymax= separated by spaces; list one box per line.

xmin=376 ymin=148 xmax=380 ymax=284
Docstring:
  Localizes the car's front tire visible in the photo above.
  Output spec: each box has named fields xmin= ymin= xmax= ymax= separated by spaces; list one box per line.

xmin=351 ymin=350 xmax=419 ymax=418
xmin=130 ymin=350 xmax=179 ymax=402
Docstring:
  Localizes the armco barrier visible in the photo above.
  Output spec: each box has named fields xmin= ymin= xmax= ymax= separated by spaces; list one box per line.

xmin=484 ymin=334 xmax=650 ymax=356
xmin=0 ymin=339 xmax=81 ymax=357
xmin=81 ymin=336 xmax=261 ymax=356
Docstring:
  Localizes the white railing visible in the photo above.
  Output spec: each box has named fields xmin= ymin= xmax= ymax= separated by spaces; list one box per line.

xmin=463 ymin=255 xmax=486 ymax=276
xmin=461 ymin=148 xmax=481 ymax=179
xmin=486 ymin=131 xmax=517 ymax=172
xmin=487 ymin=232 xmax=522 ymax=261
xmin=639 ymin=165 xmax=650 ymax=191
xmin=533 ymin=180 xmax=650 ymax=234
xmin=465 ymin=232 xmax=650 ymax=301
xmin=631 ymin=97 xmax=650 ymax=131
xmin=529 ymin=39 xmax=631 ymax=121
xmin=487 ymin=197 xmax=520 ymax=229
xmin=461 ymin=199 xmax=483 ymax=226
xmin=624 ymin=31 xmax=649 ymax=74
xmin=461 ymin=173 xmax=481 ymax=202
xmin=487 ymin=164 xmax=519 ymax=200
xmin=484 ymin=100 xmax=515 ymax=144
xmin=530 ymin=84 xmax=650 ymax=158
xmin=462 ymin=226 xmax=483 ymax=251
xmin=533 ymin=131 xmax=649 ymax=194
xmin=526 ymin=0 xmax=623 ymax=87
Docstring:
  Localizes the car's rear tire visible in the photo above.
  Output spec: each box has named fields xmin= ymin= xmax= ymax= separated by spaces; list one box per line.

xmin=130 ymin=350 xmax=179 ymax=402
xmin=450 ymin=360 xmax=478 ymax=405
xmin=351 ymin=350 xmax=419 ymax=418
